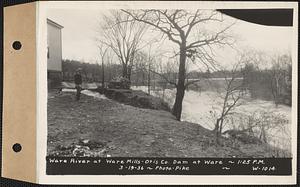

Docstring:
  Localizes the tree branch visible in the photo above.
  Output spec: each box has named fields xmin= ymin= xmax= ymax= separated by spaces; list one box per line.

xmin=121 ymin=9 xmax=181 ymax=45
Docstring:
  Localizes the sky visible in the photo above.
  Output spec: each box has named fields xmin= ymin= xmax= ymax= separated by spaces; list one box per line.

xmin=47 ymin=8 xmax=293 ymax=69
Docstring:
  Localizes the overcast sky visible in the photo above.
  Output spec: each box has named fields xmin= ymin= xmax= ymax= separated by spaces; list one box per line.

xmin=47 ymin=9 xmax=293 ymax=69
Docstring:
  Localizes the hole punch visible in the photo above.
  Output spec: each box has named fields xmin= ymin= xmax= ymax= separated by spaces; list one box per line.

xmin=12 ymin=143 xmax=22 ymax=152
xmin=12 ymin=41 xmax=22 ymax=50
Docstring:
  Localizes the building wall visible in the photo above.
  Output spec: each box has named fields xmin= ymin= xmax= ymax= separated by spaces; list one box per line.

xmin=47 ymin=22 xmax=62 ymax=72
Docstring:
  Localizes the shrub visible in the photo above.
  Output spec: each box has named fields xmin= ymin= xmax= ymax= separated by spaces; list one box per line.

xmin=108 ymin=76 xmax=131 ymax=89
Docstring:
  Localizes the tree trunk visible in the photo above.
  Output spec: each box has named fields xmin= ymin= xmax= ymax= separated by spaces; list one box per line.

xmin=148 ymin=63 xmax=151 ymax=94
xmin=214 ymin=118 xmax=221 ymax=145
xmin=101 ymin=62 xmax=105 ymax=89
xmin=153 ymin=74 xmax=156 ymax=90
xmin=108 ymin=68 xmax=111 ymax=81
xmin=219 ymin=118 xmax=224 ymax=135
xmin=135 ymin=71 xmax=139 ymax=86
xmin=122 ymin=65 xmax=128 ymax=79
xmin=214 ymin=118 xmax=220 ymax=133
xmin=172 ymin=45 xmax=186 ymax=120
xmin=127 ymin=66 xmax=132 ymax=81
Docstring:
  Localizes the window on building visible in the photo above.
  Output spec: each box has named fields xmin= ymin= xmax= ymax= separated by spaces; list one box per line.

xmin=47 ymin=46 xmax=50 ymax=59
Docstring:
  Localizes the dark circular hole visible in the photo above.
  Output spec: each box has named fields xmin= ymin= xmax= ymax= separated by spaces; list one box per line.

xmin=12 ymin=41 xmax=22 ymax=50
xmin=12 ymin=143 xmax=22 ymax=152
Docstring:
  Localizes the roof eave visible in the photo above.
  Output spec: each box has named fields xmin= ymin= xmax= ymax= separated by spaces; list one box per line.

xmin=47 ymin=18 xmax=64 ymax=29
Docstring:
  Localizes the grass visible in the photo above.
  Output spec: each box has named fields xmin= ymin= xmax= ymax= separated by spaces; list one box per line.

xmin=47 ymin=90 xmax=291 ymax=158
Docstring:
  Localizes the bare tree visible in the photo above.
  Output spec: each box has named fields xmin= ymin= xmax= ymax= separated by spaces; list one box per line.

xmin=147 ymin=55 xmax=153 ymax=94
xmin=97 ymin=10 xmax=148 ymax=81
xmin=269 ymin=54 xmax=292 ymax=106
xmin=133 ymin=51 xmax=148 ymax=86
xmin=97 ymin=44 xmax=109 ymax=90
xmin=145 ymin=44 xmax=156 ymax=94
xmin=227 ymin=110 xmax=290 ymax=149
xmin=105 ymin=50 xmax=115 ymax=82
xmin=212 ymin=63 xmax=244 ymax=144
xmin=122 ymin=9 xmax=234 ymax=120
xmin=131 ymin=50 xmax=153 ymax=94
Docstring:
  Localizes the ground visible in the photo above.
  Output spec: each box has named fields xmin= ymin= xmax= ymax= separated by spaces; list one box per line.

xmin=47 ymin=90 xmax=290 ymax=157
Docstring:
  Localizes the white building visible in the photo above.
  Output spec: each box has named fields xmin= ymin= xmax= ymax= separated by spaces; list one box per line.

xmin=47 ymin=18 xmax=63 ymax=88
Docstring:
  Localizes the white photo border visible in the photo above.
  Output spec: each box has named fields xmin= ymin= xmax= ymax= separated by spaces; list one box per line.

xmin=36 ymin=1 xmax=298 ymax=185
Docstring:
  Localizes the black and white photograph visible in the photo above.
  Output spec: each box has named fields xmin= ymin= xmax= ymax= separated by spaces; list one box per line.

xmin=42 ymin=1 xmax=297 ymax=181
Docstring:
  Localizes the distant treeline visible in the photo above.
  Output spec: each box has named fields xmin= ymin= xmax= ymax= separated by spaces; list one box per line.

xmin=62 ymin=56 xmax=292 ymax=105
xmin=62 ymin=59 xmax=122 ymax=82
xmin=62 ymin=59 xmax=236 ymax=82
xmin=241 ymin=62 xmax=292 ymax=105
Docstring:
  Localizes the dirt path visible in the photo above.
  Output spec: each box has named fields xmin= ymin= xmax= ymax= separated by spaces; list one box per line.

xmin=47 ymin=90 xmax=288 ymax=157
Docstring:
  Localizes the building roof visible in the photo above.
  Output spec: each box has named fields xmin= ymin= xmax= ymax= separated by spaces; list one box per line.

xmin=47 ymin=18 xmax=64 ymax=29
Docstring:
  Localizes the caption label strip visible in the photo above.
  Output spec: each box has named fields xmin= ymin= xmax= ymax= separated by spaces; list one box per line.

xmin=46 ymin=157 xmax=292 ymax=175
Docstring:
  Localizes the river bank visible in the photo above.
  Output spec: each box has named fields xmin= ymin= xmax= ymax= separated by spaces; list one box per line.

xmin=47 ymin=89 xmax=290 ymax=157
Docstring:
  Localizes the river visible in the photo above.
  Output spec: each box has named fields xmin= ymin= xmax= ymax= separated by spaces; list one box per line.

xmin=132 ymin=86 xmax=292 ymax=151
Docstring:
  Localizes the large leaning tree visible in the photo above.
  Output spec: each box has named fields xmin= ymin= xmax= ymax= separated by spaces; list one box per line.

xmin=97 ymin=10 xmax=149 ymax=81
xmin=122 ymin=9 xmax=234 ymax=120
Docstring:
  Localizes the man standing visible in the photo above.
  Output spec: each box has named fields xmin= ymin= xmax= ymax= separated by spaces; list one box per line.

xmin=74 ymin=68 xmax=82 ymax=101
